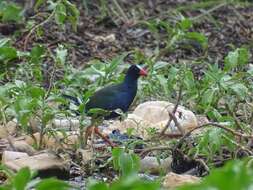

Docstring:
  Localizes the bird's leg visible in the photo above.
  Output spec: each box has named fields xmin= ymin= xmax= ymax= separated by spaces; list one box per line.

xmin=84 ymin=125 xmax=94 ymax=146
xmin=84 ymin=126 xmax=116 ymax=147
xmin=94 ymin=127 xmax=116 ymax=147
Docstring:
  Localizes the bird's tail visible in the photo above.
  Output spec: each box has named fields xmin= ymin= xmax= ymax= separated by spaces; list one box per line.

xmin=62 ymin=94 xmax=81 ymax=106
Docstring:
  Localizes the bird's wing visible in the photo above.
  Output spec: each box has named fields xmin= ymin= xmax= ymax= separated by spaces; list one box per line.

xmin=86 ymin=84 xmax=126 ymax=111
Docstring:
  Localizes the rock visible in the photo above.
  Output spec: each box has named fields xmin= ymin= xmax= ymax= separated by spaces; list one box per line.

xmin=0 ymin=120 xmax=17 ymax=138
xmin=4 ymin=152 xmax=69 ymax=179
xmin=76 ymin=149 xmax=93 ymax=164
xmin=8 ymin=141 xmax=36 ymax=156
xmin=162 ymin=172 xmax=201 ymax=189
xmin=106 ymin=101 xmax=198 ymax=139
xmin=52 ymin=119 xmax=80 ymax=130
xmin=140 ymin=156 xmax=172 ymax=174
xmin=2 ymin=151 xmax=29 ymax=163
xmin=196 ymin=115 xmax=209 ymax=126
xmin=94 ymin=34 xmax=116 ymax=43
xmin=24 ymin=132 xmax=79 ymax=149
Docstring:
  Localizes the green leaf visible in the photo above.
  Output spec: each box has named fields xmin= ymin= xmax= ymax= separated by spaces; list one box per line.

xmin=88 ymin=182 xmax=109 ymax=190
xmin=13 ymin=167 xmax=32 ymax=190
xmin=56 ymin=45 xmax=67 ymax=65
xmin=36 ymin=178 xmax=70 ymax=190
xmin=112 ymin=148 xmax=124 ymax=170
xmin=63 ymin=0 xmax=79 ymax=31
xmin=30 ymin=45 xmax=45 ymax=64
xmin=1 ymin=3 xmax=23 ymax=22
xmin=229 ymin=83 xmax=248 ymax=99
xmin=35 ymin=0 xmax=46 ymax=11
xmin=237 ymin=48 xmax=249 ymax=67
xmin=55 ymin=2 xmax=66 ymax=26
xmin=185 ymin=32 xmax=208 ymax=49
xmin=224 ymin=48 xmax=249 ymax=71
xmin=0 ymin=47 xmax=17 ymax=61
xmin=0 ymin=38 xmax=11 ymax=47
xmin=201 ymin=88 xmax=215 ymax=106
xmin=179 ymin=18 xmax=192 ymax=31
xmin=177 ymin=159 xmax=253 ymax=190
xmin=112 ymin=148 xmax=140 ymax=177
xmin=28 ymin=86 xmax=45 ymax=99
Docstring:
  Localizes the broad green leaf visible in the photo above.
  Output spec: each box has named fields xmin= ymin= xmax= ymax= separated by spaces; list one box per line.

xmin=154 ymin=61 xmax=169 ymax=70
xmin=63 ymin=0 xmax=79 ymax=31
xmin=55 ymin=2 xmax=66 ymax=26
xmin=237 ymin=48 xmax=249 ymax=67
xmin=185 ymin=32 xmax=208 ymax=49
xmin=179 ymin=18 xmax=192 ymax=31
xmin=201 ymin=88 xmax=215 ymax=106
xmin=112 ymin=148 xmax=124 ymax=170
xmin=36 ymin=178 xmax=70 ymax=190
xmin=177 ymin=159 xmax=253 ymax=190
xmin=13 ymin=167 xmax=32 ymax=190
xmin=35 ymin=0 xmax=46 ymax=11
xmin=0 ymin=38 xmax=11 ymax=47
xmin=229 ymin=83 xmax=248 ymax=99
xmin=56 ymin=45 xmax=67 ymax=65
xmin=224 ymin=48 xmax=249 ymax=71
xmin=2 ymin=3 xmax=23 ymax=22
xmin=88 ymin=182 xmax=109 ymax=190
xmin=0 ymin=47 xmax=17 ymax=61
xmin=28 ymin=86 xmax=45 ymax=99
xmin=30 ymin=45 xmax=45 ymax=64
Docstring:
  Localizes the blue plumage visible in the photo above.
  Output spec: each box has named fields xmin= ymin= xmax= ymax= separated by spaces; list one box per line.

xmin=86 ymin=64 xmax=147 ymax=119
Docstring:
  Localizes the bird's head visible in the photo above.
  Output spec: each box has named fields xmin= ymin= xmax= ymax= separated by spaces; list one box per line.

xmin=127 ymin=64 xmax=148 ymax=78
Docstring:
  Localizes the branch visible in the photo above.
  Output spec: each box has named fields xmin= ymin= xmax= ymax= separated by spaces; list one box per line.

xmin=23 ymin=10 xmax=55 ymax=50
xmin=176 ymin=122 xmax=253 ymax=149
xmin=140 ymin=146 xmax=172 ymax=158
xmin=160 ymin=84 xmax=183 ymax=135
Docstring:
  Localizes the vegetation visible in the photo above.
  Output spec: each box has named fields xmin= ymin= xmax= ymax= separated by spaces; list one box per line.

xmin=0 ymin=0 xmax=253 ymax=189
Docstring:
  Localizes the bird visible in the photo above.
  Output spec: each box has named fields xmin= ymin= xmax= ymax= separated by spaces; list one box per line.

xmin=63 ymin=64 xmax=147 ymax=147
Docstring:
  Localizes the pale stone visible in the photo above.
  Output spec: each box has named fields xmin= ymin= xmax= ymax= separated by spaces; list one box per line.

xmin=8 ymin=141 xmax=36 ymax=156
xmin=76 ymin=149 xmax=93 ymax=164
xmin=162 ymin=172 xmax=201 ymax=189
xmin=106 ymin=101 xmax=198 ymax=139
xmin=2 ymin=151 xmax=29 ymax=163
xmin=24 ymin=132 xmax=79 ymax=149
xmin=140 ymin=156 xmax=172 ymax=174
xmin=4 ymin=152 xmax=69 ymax=179
xmin=0 ymin=121 xmax=17 ymax=139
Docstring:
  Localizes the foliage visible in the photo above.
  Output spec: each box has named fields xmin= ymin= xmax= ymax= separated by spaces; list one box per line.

xmin=0 ymin=0 xmax=253 ymax=189
xmin=0 ymin=167 xmax=70 ymax=190
xmin=177 ymin=159 xmax=253 ymax=190
xmin=0 ymin=1 xmax=23 ymax=23
xmin=87 ymin=148 xmax=160 ymax=190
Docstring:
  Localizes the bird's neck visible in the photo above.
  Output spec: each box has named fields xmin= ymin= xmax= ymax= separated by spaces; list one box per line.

xmin=123 ymin=75 xmax=138 ymax=88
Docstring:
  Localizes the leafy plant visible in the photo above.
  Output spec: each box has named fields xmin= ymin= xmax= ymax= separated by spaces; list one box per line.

xmin=87 ymin=148 xmax=160 ymax=190
xmin=0 ymin=167 xmax=71 ymax=190
xmin=0 ymin=1 xmax=23 ymax=23
xmin=177 ymin=159 xmax=253 ymax=190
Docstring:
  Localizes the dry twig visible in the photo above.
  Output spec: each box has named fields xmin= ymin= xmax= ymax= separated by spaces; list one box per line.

xmin=160 ymin=84 xmax=183 ymax=136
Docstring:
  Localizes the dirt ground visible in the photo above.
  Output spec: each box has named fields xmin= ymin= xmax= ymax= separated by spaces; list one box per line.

xmin=9 ymin=0 xmax=253 ymax=70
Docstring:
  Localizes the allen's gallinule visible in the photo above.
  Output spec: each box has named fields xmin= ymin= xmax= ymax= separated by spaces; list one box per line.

xmin=64 ymin=64 xmax=147 ymax=146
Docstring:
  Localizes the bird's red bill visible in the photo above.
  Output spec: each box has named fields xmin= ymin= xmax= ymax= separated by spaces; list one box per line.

xmin=139 ymin=68 xmax=148 ymax=76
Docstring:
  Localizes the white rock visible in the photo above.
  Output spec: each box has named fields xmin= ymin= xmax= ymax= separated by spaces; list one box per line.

xmin=2 ymin=151 xmax=29 ymax=163
xmin=0 ymin=121 xmax=17 ymax=138
xmin=4 ymin=152 xmax=69 ymax=179
xmin=9 ymin=141 xmax=36 ymax=155
xmin=24 ymin=132 xmax=79 ymax=149
xmin=163 ymin=172 xmax=201 ymax=189
xmin=76 ymin=149 xmax=93 ymax=164
xmin=140 ymin=156 xmax=172 ymax=174
xmin=106 ymin=101 xmax=197 ymax=139
xmin=52 ymin=119 xmax=80 ymax=129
